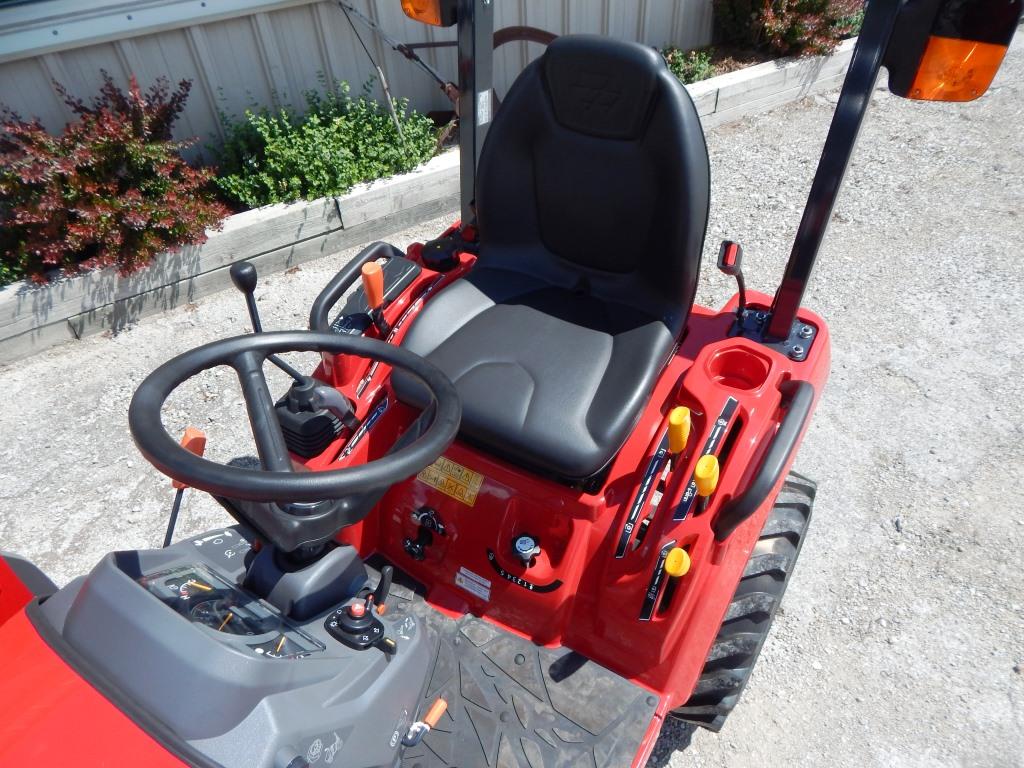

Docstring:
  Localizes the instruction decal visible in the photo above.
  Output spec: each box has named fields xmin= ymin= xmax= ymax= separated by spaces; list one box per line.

xmin=639 ymin=540 xmax=677 ymax=621
xmin=615 ymin=433 xmax=670 ymax=558
xmin=486 ymin=550 xmax=563 ymax=593
xmin=455 ymin=566 xmax=492 ymax=601
xmin=339 ymin=397 xmax=389 ymax=459
xmin=417 ymin=455 xmax=484 ymax=506
xmin=672 ymin=397 xmax=739 ymax=521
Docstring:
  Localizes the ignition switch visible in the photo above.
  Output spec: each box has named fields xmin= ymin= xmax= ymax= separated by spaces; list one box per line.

xmin=412 ymin=507 xmax=445 ymax=535
xmin=403 ymin=507 xmax=444 ymax=561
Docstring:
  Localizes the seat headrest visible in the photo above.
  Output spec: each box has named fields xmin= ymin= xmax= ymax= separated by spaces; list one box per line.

xmin=542 ymin=35 xmax=663 ymax=140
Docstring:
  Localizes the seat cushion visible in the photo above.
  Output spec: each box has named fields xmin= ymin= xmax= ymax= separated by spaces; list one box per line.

xmin=476 ymin=36 xmax=710 ymax=327
xmin=392 ymin=267 xmax=674 ymax=479
xmin=392 ymin=35 xmax=707 ymax=479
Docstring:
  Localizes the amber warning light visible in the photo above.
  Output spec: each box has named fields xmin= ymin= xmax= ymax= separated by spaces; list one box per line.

xmin=400 ymin=0 xmax=457 ymax=27
xmin=886 ymin=0 xmax=1022 ymax=103
xmin=910 ymin=35 xmax=1011 ymax=101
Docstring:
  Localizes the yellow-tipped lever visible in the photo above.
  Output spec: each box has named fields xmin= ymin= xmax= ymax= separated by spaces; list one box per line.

xmin=668 ymin=407 xmax=691 ymax=456
xmin=664 ymin=546 xmax=691 ymax=578
xmin=694 ymin=454 xmax=720 ymax=513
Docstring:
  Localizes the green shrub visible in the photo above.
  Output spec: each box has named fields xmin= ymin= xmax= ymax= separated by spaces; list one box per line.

xmin=0 ymin=259 xmax=23 ymax=288
xmin=714 ymin=0 xmax=862 ymax=57
xmin=833 ymin=3 xmax=865 ymax=36
xmin=662 ymin=47 xmax=716 ymax=84
xmin=214 ymin=82 xmax=438 ymax=209
xmin=1 ymin=73 xmax=227 ymax=285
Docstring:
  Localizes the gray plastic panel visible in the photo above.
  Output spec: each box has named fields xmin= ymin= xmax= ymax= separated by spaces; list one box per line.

xmin=34 ymin=532 xmax=656 ymax=768
xmin=38 ymin=527 xmax=432 ymax=768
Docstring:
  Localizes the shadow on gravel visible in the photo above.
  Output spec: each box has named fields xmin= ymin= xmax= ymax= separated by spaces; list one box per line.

xmin=648 ymin=718 xmax=697 ymax=767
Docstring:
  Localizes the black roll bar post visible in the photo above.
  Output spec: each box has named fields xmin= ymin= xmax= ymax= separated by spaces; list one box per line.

xmin=766 ymin=0 xmax=905 ymax=340
xmin=456 ymin=0 xmax=494 ymax=225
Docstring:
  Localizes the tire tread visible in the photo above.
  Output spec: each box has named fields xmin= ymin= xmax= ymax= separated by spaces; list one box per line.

xmin=670 ymin=471 xmax=816 ymax=731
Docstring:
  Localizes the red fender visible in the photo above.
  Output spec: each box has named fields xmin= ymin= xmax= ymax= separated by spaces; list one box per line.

xmin=0 ymin=557 xmax=33 ymax=626
xmin=0 ymin=604 xmax=186 ymax=766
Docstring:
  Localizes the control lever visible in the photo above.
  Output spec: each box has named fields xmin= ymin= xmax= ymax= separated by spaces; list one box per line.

xmin=694 ymin=454 xmax=721 ymax=514
xmin=163 ymin=427 xmax=207 ymax=547
xmin=667 ymin=406 xmax=692 ymax=470
xmin=512 ymin=534 xmax=540 ymax=566
xmin=372 ymin=565 xmax=394 ymax=614
xmin=360 ymin=261 xmax=392 ymax=335
xmin=403 ymin=698 xmax=448 ymax=747
xmin=229 ymin=262 xmax=305 ymax=384
xmin=285 ymin=377 xmax=360 ymax=431
xmin=717 ymin=241 xmax=747 ymax=321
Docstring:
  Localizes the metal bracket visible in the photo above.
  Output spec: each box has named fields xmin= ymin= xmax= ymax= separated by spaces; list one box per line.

xmin=732 ymin=310 xmax=817 ymax=362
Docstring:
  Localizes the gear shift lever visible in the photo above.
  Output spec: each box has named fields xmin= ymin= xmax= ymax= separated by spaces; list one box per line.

xmin=229 ymin=262 xmax=360 ymax=429
xmin=230 ymin=262 xmax=263 ymax=332
xmin=229 ymin=262 xmax=305 ymax=384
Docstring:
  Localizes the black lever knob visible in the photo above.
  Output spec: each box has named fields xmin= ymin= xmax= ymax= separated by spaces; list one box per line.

xmin=230 ymin=261 xmax=259 ymax=295
xmin=230 ymin=261 xmax=264 ymax=334
xmin=373 ymin=565 xmax=394 ymax=609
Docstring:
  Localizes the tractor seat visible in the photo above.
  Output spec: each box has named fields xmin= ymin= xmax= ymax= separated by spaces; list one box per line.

xmin=393 ymin=35 xmax=709 ymax=480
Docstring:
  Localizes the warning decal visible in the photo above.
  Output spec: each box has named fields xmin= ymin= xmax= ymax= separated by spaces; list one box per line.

xmin=455 ymin=567 xmax=491 ymax=601
xmin=416 ymin=456 xmax=484 ymax=506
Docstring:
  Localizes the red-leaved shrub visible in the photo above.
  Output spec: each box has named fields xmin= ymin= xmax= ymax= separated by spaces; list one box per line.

xmin=715 ymin=0 xmax=863 ymax=58
xmin=0 ymin=72 xmax=228 ymax=283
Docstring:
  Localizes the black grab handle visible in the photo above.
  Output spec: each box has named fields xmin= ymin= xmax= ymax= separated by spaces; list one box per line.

xmin=309 ymin=241 xmax=405 ymax=332
xmin=712 ymin=380 xmax=815 ymax=541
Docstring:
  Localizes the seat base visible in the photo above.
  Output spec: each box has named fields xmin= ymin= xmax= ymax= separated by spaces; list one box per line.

xmin=392 ymin=266 xmax=675 ymax=480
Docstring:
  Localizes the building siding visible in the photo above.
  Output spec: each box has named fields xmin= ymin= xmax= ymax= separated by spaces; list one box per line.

xmin=0 ymin=0 xmax=712 ymax=155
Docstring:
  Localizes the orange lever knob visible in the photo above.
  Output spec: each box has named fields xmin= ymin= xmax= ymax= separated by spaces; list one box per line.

xmin=361 ymin=261 xmax=385 ymax=310
xmin=172 ymin=427 xmax=207 ymax=489
xmin=423 ymin=698 xmax=448 ymax=728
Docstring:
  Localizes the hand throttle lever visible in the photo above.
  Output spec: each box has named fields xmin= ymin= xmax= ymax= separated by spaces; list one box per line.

xmin=361 ymin=261 xmax=392 ymax=335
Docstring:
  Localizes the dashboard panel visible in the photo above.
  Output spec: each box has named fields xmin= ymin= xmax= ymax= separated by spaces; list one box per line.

xmin=139 ymin=563 xmax=324 ymax=659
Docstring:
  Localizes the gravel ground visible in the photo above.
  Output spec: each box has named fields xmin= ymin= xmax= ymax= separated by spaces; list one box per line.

xmin=2 ymin=38 xmax=1023 ymax=768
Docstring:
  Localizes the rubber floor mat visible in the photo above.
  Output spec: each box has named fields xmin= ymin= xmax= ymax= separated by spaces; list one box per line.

xmin=400 ymin=614 xmax=659 ymax=768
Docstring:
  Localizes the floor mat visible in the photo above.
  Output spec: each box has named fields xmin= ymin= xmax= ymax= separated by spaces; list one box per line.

xmin=365 ymin=559 xmax=659 ymax=768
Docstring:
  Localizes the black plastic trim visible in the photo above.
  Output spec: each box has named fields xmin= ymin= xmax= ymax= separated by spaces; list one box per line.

xmin=638 ymin=539 xmax=676 ymax=621
xmin=614 ymin=433 xmax=669 ymax=558
xmin=24 ymin=599 xmax=222 ymax=768
xmin=0 ymin=552 xmax=57 ymax=597
xmin=485 ymin=550 xmax=562 ymax=592
xmin=712 ymin=380 xmax=815 ymax=541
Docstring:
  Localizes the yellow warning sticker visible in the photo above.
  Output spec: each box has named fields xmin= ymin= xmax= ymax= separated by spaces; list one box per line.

xmin=417 ymin=456 xmax=484 ymax=506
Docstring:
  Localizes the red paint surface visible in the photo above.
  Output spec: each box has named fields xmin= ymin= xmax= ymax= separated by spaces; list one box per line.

xmin=0 ymin=557 xmax=33 ymax=625
xmin=0 ymin=609 xmax=185 ymax=767
xmin=305 ymin=234 xmax=831 ymax=766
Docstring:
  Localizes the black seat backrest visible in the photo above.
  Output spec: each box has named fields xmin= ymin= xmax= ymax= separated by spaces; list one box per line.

xmin=475 ymin=35 xmax=710 ymax=336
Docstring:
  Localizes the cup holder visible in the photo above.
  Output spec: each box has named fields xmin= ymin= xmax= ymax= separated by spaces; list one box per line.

xmin=706 ymin=346 xmax=772 ymax=391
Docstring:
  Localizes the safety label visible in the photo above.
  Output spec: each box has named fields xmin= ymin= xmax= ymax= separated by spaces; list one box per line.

xmin=417 ymin=456 xmax=484 ymax=506
xmin=456 ymin=567 xmax=492 ymax=601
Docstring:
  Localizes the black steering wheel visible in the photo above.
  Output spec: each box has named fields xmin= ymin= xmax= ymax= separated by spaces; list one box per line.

xmin=129 ymin=332 xmax=460 ymax=534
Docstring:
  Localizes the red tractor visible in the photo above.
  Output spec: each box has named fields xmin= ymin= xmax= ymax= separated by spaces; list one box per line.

xmin=1 ymin=1 xmax=1019 ymax=766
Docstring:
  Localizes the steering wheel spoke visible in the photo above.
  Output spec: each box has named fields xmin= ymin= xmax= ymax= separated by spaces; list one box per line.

xmin=128 ymin=331 xmax=461 ymax=507
xmin=231 ymin=350 xmax=294 ymax=473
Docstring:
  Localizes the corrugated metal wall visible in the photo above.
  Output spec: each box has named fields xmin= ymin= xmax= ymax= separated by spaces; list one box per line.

xmin=0 ymin=0 xmax=712 ymax=155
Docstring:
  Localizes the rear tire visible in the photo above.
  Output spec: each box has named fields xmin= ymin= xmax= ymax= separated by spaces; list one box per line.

xmin=671 ymin=471 xmax=816 ymax=731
